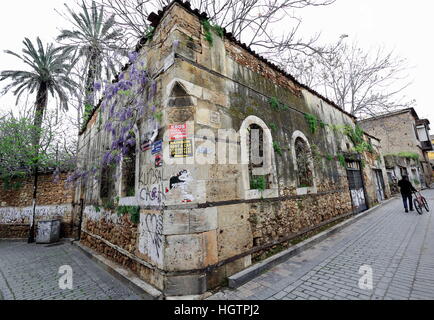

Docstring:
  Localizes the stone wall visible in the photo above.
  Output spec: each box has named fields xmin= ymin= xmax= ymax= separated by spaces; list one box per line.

xmin=359 ymin=111 xmax=432 ymax=187
xmin=359 ymin=112 xmax=423 ymax=158
xmin=75 ymin=1 xmax=385 ymax=297
xmin=0 ymin=173 xmax=74 ymax=239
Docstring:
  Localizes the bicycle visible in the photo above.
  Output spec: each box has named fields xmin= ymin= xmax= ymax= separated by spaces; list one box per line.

xmin=413 ymin=190 xmax=430 ymax=215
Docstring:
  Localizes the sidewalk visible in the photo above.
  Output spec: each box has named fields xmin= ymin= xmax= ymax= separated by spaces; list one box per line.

xmin=0 ymin=240 xmax=143 ymax=300
xmin=210 ymin=190 xmax=434 ymax=300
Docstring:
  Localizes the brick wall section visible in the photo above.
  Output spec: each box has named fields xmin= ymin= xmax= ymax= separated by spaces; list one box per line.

xmin=83 ymin=215 xmax=138 ymax=255
xmin=0 ymin=224 xmax=28 ymax=238
xmin=0 ymin=173 xmax=74 ymax=239
xmin=250 ymin=190 xmax=352 ymax=248
xmin=0 ymin=173 xmax=73 ymax=207
xmin=224 ymin=41 xmax=301 ymax=96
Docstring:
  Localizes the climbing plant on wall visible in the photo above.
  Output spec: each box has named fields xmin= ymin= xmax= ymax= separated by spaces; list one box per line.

xmin=303 ymin=112 xmax=378 ymax=167
xmin=67 ymin=45 xmax=161 ymax=195
xmin=117 ymin=205 xmax=140 ymax=224
xmin=201 ymin=19 xmax=224 ymax=46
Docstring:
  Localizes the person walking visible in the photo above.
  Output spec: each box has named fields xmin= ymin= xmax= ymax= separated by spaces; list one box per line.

xmin=398 ymin=175 xmax=417 ymax=212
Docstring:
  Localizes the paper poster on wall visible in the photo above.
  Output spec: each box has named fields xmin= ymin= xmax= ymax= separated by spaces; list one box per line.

xmin=141 ymin=141 xmax=152 ymax=152
xmin=169 ymin=124 xmax=187 ymax=140
xmin=169 ymin=139 xmax=193 ymax=158
xmin=152 ymin=140 xmax=163 ymax=154
xmin=155 ymin=154 xmax=163 ymax=167
xmin=141 ymin=119 xmax=159 ymax=152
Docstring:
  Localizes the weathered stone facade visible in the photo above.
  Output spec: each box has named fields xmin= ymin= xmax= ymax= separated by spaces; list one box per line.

xmin=74 ymin=1 xmax=388 ymax=297
xmin=0 ymin=173 xmax=74 ymax=239
xmin=360 ymin=134 xmax=391 ymax=207
xmin=359 ymin=108 xmax=433 ymax=188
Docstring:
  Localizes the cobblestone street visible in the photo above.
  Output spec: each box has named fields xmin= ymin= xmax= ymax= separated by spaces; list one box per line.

xmin=0 ymin=240 xmax=142 ymax=300
xmin=211 ymin=189 xmax=434 ymax=300
xmin=2 ymin=190 xmax=433 ymax=301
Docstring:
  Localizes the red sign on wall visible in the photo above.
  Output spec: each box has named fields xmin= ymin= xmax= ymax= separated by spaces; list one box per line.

xmin=169 ymin=124 xmax=187 ymax=140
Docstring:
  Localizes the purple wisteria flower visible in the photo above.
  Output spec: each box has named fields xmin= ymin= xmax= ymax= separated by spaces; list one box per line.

xmin=105 ymin=121 xmax=113 ymax=133
xmin=114 ymin=154 xmax=122 ymax=164
xmin=94 ymin=81 xmax=102 ymax=91
xmin=148 ymin=81 xmax=157 ymax=100
xmin=137 ymin=104 xmax=146 ymax=116
xmin=128 ymin=51 xmax=139 ymax=64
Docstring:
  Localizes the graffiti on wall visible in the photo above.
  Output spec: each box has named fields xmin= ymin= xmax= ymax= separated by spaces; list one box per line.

xmin=139 ymin=168 xmax=167 ymax=207
xmin=0 ymin=205 xmax=71 ymax=224
xmin=138 ymin=213 xmax=164 ymax=266
xmin=83 ymin=206 xmax=120 ymax=224
xmin=351 ymin=189 xmax=365 ymax=207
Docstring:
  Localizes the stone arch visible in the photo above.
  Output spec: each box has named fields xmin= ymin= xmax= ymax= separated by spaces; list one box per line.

xmin=119 ymin=124 xmax=141 ymax=202
xmin=290 ymin=130 xmax=317 ymax=192
xmin=168 ymin=81 xmax=194 ymax=107
xmin=240 ymin=116 xmax=278 ymax=199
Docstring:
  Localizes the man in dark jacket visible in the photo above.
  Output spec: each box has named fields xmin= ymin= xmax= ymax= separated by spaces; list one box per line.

xmin=398 ymin=175 xmax=417 ymax=212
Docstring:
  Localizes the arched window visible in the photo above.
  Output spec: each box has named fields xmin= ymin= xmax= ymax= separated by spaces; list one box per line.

xmin=291 ymin=131 xmax=316 ymax=192
xmin=240 ymin=116 xmax=278 ymax=199
xmin=168 ymin=82 xmax=194 ymax=107
xmin=295 ymin=138 xmax=314 ymax=188
xmin=100 ymin=162 xmax=116 ymax=201
xmin=248 ymin=124 xmax=268 ymax=189
xmin=121 ymin=131 xmax=137 ymax=197
xmin=119 ymin=124 xmax=140 ymax=200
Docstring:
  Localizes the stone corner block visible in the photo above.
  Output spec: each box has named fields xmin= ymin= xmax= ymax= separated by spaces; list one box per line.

xmin=165 ymin=274 xmax=207 ymax=296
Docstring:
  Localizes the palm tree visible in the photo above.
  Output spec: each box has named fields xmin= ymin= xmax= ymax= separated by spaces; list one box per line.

xmin=1 ymin=37 xmax=77 ymax=141
xmin=57 ymin=0 xmax=123 ymax=117
xmin=0 ymin=37 xmax=77 ymax=243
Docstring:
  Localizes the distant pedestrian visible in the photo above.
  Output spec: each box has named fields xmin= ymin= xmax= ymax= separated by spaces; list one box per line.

xmin=398 ymin=175 xmax=417 ymax=213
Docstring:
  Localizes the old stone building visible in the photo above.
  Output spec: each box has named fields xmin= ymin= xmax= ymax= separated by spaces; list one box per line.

xmin=359 ymin=108 xmax=433 ymax=189
xmin=73 ymin=0 xmax=390 ymax=298
xmin=0 ymin=172 xmax=74 ymax=239
xmin=429 ymin=135 xmax=434 ymax=171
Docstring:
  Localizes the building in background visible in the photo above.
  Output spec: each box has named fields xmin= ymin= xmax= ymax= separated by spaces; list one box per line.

xmin=429 ymin=135 xmax=434 ymax=171
xmin=359 ymin=108 xmax=433 ymax=191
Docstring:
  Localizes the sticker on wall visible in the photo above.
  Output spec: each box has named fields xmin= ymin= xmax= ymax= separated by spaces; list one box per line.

xmin=155 ymin=154 xmax=163 ymax=168
xmin=167 ymin=170 xmax=195 ymax=203
xmin=141 ymin=141 xmax=152 ymax=152
xmin=141 ymin=120 xmax=159 ymax=152
xmin=169 ymin=139 xmax=193 ymax=158
xmin=169 ymin=124 xmax=187 ymax=140
xmin=210 ymin=111 xmax=221 ymax=125
xmin=151 ymin=140 xmax=163 ymax=155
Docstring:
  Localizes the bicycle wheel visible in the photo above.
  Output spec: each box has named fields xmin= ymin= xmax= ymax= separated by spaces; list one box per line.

xmin=414 ymin=198 xmax=423 ymax=215
xmin=422 ymin=197 xmax=430 ymax=212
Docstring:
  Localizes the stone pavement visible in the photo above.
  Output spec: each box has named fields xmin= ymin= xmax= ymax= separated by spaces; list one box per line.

xmin=0 ymin=240 xmax=142 ymax=300
xmin=210 ymin=189 xmax=434 ymax=300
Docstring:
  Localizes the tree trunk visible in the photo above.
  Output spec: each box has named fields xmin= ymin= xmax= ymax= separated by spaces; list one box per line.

xmin=84 ymin=49 xmax=100 ymax=107
xmin=28 ymin=83 xmax=48 ymax=243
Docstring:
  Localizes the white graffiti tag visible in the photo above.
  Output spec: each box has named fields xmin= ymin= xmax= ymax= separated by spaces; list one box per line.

xmin=138 ymin=214 xmax=164 ymax=266
xmin=0 ymin=205 xmax=70 ymax=224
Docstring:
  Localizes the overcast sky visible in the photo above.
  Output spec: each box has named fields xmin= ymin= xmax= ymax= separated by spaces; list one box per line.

xmin=0 ymin=0 xmax=433 ymax=126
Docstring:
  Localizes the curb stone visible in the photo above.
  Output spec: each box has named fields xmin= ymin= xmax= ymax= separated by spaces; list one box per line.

xmin=228 ymin=196 xmax=398 ymax=289
xmin=71 ymin=240 xmax=163 ymax=300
